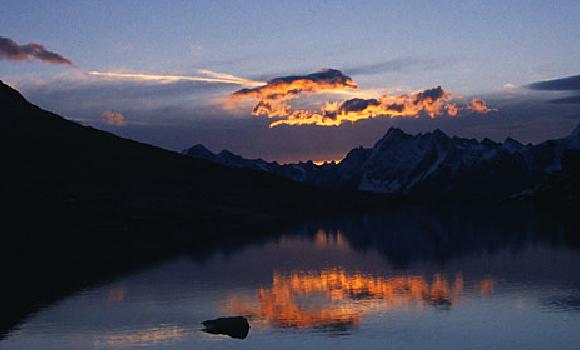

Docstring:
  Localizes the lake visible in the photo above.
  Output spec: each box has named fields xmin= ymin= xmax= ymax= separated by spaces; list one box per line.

xmin=2 ymin=205 xmax=580 ymax=349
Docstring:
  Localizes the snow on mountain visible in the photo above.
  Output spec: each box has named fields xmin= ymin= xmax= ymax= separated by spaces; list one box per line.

xmin=183 ymin=124 xmax=580 ymax=199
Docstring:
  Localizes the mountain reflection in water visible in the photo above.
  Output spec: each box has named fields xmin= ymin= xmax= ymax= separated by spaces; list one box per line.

xmin=2 ymin=205 xmax=580 ymax=350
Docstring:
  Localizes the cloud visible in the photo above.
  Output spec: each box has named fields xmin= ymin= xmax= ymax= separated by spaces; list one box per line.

xmin=268 ymin=86 xmax=493 ymax=127
xmin=102 ymin=111 xmax=125 ymax=125
xmin=467 ymin=98 xmax=494 ymax=112
xmin=232 ymin=68 xmax=357 ymax=100
xmin=0 ymin=35 xmax=74 ymax=65
xmin=526 ymin=74 xmax=580 ymax=104
xmin=88 ymin=69 xmax=263 ymax=87
xmin=503 ymin=83 xmax=518 ymax=91
xmin=339 ymin=98 xmax=380 ymax=113
xmin=527 ymin=74 xmax=580 ymax=91
xmin=230 ymin=68 xmax=357 ymax=117
xmin=229 ymin=68 xmax=493 ymax=127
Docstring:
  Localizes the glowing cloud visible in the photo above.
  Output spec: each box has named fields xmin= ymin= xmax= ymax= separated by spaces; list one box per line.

xmin=230 ymin=69 xmax=493 ymax=127
xmin=0 ymin=35 xmax=74 ymax=65
xmin=102 ymin=111 xmax=125 ymax=126
xmin=231 ymin=69 xmax=358 ymax=117
xmin=467 ymin=97 xmax=494 ymax=113
xmin=88 ymin=70 xmax=264 ymax=87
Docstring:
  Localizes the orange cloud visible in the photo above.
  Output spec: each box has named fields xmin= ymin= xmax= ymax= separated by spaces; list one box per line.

xmin=230 ymin=69 xmax=493 ymax=127
xmin=467 ymin=97 xmax=494 ymax=113
xmin=102 ymin=111 xmax=126 ymax=126
xmin=269 ymin=86 xmax=463 ymax=127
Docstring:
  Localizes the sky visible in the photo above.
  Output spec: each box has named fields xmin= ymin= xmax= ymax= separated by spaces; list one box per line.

xmin=2 ymin=0 xmax=580 ymax=162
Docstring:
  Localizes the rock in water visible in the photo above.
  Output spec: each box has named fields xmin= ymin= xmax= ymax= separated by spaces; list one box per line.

xmin=202 ymin=316 xmax=250 ymax=339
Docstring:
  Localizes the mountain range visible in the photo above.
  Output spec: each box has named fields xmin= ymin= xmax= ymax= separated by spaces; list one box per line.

xmin=185 ymin=124 xmax=580 ymax=200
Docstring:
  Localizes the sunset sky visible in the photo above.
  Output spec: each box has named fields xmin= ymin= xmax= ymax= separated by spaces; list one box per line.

xmin=2 ymin=0 xmax=580 ymax=162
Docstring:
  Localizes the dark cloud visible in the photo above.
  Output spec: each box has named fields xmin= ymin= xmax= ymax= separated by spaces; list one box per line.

xmin=233 ymin=69 xmax=356 ymax=100
xmin=270 ymin=69 xmax=354 ymax=86
xmin=0 ymin=35 xmax=74 ymax=65
xmin=527 ymin=74 xmax=580 ymax=104
xmin=387 ymin=104 xmax=405 ymax=113
xmin=415 ymin=86 xmax=445 ymax=103
xmin=527 ymin=74 xmax=580 ymax=91
xmin=339 ymin=98 xmax=380 ymax=113
xmin=343 ymin=57 xmax=452 ymax=76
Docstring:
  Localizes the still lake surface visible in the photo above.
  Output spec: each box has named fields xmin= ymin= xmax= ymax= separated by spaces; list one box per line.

xmin=2 ymin=205 xmax=580 ymax=349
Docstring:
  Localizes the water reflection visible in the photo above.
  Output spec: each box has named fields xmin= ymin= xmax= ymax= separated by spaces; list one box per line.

xmin=2 ymin=205 xmax=580 ymax=349
xmin=314 ymin=229 xmax=348 ymax=247
xmin=93 ymin=326 xmax=185 ymax=348
xmin=225 ymin=270 xmax=484 ymax=331
xmin=541 ymin=292 xmax=580 ymax=312
xmin=295 ymin=205 xmax=579 ymax=268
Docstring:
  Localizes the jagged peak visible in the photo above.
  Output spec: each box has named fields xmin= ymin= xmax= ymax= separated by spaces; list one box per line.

xmin=504 ymin=137 xmax=522 ymax=145
xmin=218 ymin=149 xmax=237 ymax=157
xmin=421 ymin=128 xmax=451 ymax=142
xmin=187 ymin=144 xmax=212 ymax=152
xmin=182 ymin=144 xmax=216 ymax=160
xmin=432 ymin=128 xmax=448 ymax=137
xmin=481 ymin=138 xmax=498 ymax=146
xmin=374 ymin=127 xmax=409 ymax=147
xmin=343 ymin=145 xmax=370 ymax=160
xmin=385 ymin=127 xmax=406 ymax=136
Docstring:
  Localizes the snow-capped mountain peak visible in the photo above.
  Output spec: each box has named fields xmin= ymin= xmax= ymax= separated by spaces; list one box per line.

xmin=184 ymin=124 xmax=580 ymax=199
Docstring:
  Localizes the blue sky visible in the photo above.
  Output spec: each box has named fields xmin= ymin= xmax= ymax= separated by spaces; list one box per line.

xmin=2 ymin=0 xmax=580 ymax=161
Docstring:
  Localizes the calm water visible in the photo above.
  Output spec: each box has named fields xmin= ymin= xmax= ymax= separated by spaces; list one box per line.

xmin=2 ymin=206 xmax=580 ymax=349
